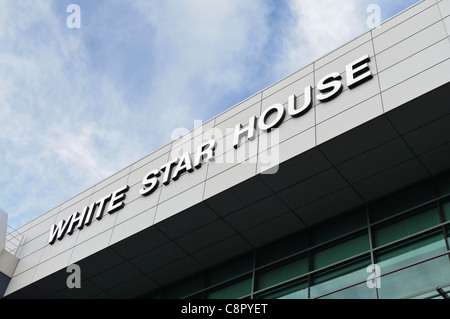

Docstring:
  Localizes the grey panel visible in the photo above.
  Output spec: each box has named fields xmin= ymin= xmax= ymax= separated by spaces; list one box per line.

xmin=352 ymin=158 xmax=430 ymax=201
xmin=403 ymin=114 xmax=450 ymax=155
xmin=0 ymin=272 xmax=10 ymax=299
xmin=386 ymin=82 xmax=450 ymax=134
xmin=206 ymin=178 xmax=273 ymax=217
xmin=277 ymin=168 xmax=349 ymax=210
xmin=336 ymin=137 xmax=415 ymax=184
xmin=241 ymin=212 xmax=305 ymax=248
xmin=318 ymin=115 xmax=400 ymax=165
xmin=224 ymin=195 xmax=291 ymax=232
xmin=155 ymin=203 xmax=219 ymax=240
xmin=258 ymin=148 xmax=332 ymax=193
xmin=295 ymin=187 xmax=364 ymax=226
xmin=192 ymin=235 xmax=253 ymax=268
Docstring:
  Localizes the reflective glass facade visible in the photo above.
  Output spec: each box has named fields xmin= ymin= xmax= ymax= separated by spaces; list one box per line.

xmin=142 ymin=171 xmax=450 ymax=299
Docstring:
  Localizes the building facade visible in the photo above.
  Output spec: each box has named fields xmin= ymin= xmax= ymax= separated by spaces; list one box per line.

xmin=2 ymin=0 xmax=450 ymax=299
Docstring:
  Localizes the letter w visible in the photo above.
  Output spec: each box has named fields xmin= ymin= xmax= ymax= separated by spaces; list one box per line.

xmin=48 ymin=216 xmax=73 ymax=245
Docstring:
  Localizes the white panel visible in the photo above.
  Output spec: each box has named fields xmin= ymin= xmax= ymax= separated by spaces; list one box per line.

xmin=316 ymin=74 xmax=380 ymax=124
xmin=376 ymin=21 xmax=448 ymax=72
xmin=169 ymin=120 xmax=217 ymax=159
xmin=114 ymin=185 xmax=161 ymax=225
xmin=315 ymin=32 xmax=372 ymax=69
xmin=257 ymin=127 xmax=316 ymax=175
xmin=127 ymin=151 xmax=170 ymax=189
xmin=259 ymin=95 xmax=315 ymax=144
xmin=261 ymin=72 xmax=314 ymax=109
xmin=130 ymin=143 xmax=171 ymax=172
xmin=316 ymin=95 xmax=383 ymax=145
xmin=5 ymin=267 xmax=36 ymax=296
xmin=31 ymin=205 xmax=61 ymax=230
xmin=214 ymin=101 xmax=261 ymax=137
xmin=75 ymin=209 xmax=116 ymax=246
xmin=154 ymin=183 xmax=204 ymax=224
xmin=70 ymin=229 xmax=112 ymax=265
xmin=19 ymin=211 xmax=58 ymax=258
xmin=93 ymin=166 xmax=131 ymax=193
xmin=33 ymin=249 xmax=72 ymax=283
xmin=59 ymin=188 xmax=94 ymax=213
xmin=382 ymin=58 xmax=450 ymax=112
xmin=379 ymin=39 xmax=450 ymax=92
xmin=109 ymin=207 xmax=157 ymax=246
xmin=214 ymin=93 xmax=261 ymax=128
xmin=16 ymin=232 xmax=48 ymax=262
xmin=439 ymin=0 xmax=450 ymax=17
xmin=373 ymin=4 xmax=442 ymax=53
xmin=12 ymin=249 xmax=43 ymax=276
xmin=203 ymin=158 xmax=257 ymax=200
xmin=207 ymin=139 xmax=258 ymax=179
xmin=263 ymin=64 xmax=313 ymax=98
xmin=159 ymin=161 xmax=209 ymax=203
xmin=444 ymin=16 xmax=450 ymax=36
xmin=213 ymin=129 xmax=237 ymax=159
xmin=315 ymin=40 xmax=376 ymax=83
xmin=372 ymin=0 xmax=437 ymax=39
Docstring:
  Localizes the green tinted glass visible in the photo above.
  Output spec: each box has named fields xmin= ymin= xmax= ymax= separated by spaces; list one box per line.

xmin=206 ymin=277 xmax=252 ymax=299
xmin=370 ymin=182 xmax=435 ymax=222
xmin=312 ymin=209 xmax=366 ymax=245
xmin=373 ymin=207 xmax=440 ymax=247
xmin=256 ymin=280 xmax=308 ymax=299
xmin=163 ymin=274 xmax=205 ymax=299
xmin=313 ymin=233 xmax=369 ymax=270
xmin=257 ymin=257 xmax=308 ymax=290
xmin=378 ymin=255 xmax=450 ymax=299
xmin=437 ymin=172 xmax=450 ymax=196
xmin=207 ymin=254 xmax=253 ymax=287
xmin=256 ymin=232 xmax=308 ymax=267
xmin=376 ymin=231 xmax=447 ymax=273
xmin=311 ymin=257 xmax=370 ymax=298
xmin=319 ymin=282 xmax=376 ymax=299
xmin=442 ymin=200 xmax=450 ymax=221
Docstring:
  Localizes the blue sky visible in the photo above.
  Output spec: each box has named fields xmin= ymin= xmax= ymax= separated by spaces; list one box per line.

xmin=1 ymin=0 xmax=419 ymax=229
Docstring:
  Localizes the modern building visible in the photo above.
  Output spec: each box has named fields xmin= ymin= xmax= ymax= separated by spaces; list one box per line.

xmin=1 ymin=0 xmax=450 ymax=299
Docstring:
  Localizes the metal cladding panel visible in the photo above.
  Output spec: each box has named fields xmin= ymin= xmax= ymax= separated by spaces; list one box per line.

xmin=5 ymin=0 xmax=450 ymax=298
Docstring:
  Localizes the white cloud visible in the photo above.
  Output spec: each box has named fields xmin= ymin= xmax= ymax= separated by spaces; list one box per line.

xmin=0 ymin=0 xmax=412 ymax=229
xmin=0 ymin=1 xmax=136 ymax=226
xmin=131 ymin=0 xmax=272 ymax=124
xmin=282 ymin=0 xmax=366 ymax=72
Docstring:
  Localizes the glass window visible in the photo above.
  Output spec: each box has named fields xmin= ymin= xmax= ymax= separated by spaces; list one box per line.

xmin=206 ymin=277 xmax=252 ymax=299
xmin=256 ymin=231 xmax=308 ymax=267
xmin=373 ymin=206 xmax=440 ymax=247
xmin=319 ymin=282 xmax=376 ymax=299
xmin=378 ymin=255 xmax=450 ymax=299
xmin=313 ymin=233 xmax=369 ymax=270
xmin=375 ymin=230 xmax=447 ymax=274
xmin=207 ymin=254 xmax=253 ymax=287
xmin=256 ymin=280 xmax=308 ymax=299
xmin=162 ymin=274 xmax=205 ymax=299
xmin=310 ymin=256 xmax=371 ymax=298
xmin=312 ymin=208 xmax=366 ymax=246
xmin=442 ymin=200 xmax=450 ymax=222
xmin=370 ymin=182 xmax=436 ymax=222
xmin=437 ymin=172 xmax=450 ymax=196
xmin=256 ymin=256 xmax=308 ymax=291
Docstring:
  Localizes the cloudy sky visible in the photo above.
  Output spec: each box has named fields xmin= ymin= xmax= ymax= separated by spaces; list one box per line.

xmin=1 ymin=0 xmax=419 ymax=229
